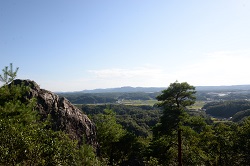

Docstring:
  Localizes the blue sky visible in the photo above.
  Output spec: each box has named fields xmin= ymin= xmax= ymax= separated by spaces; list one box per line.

xmin=1 ymin=0 xmax=250 ymax=91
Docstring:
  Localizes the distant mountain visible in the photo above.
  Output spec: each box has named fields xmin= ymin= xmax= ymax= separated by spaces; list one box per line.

xmin=81 ymin=86 xmax=166 ymax=93
xmin=196 ymin=85 xmax=250 ymax=91
xmin=80 ymin=85 xmax=250 ymax=93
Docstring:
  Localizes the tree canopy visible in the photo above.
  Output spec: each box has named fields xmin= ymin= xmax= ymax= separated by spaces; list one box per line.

xmin=0 ymin=63 xmax=19 ymax=85
xmin=155 ymin=81 xmax=196 ymax=166
xmin=0 ymin=64 xmax=103 ymax=165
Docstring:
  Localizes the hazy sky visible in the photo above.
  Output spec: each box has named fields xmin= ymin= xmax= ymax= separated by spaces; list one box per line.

xmin=1 ymin=0 xmax=250 ymax=91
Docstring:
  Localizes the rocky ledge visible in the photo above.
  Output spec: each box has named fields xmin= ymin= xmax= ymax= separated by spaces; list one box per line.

xmin=12 ymin=79 xmax=98 ymax=150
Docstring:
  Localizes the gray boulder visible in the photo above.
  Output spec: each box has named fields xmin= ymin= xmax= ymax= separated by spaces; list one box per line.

xmin=12 ymin=79 xmax=98 ymax=150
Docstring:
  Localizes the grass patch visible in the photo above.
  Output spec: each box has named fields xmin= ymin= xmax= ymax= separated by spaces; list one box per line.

xmin=188 ymin=101 xmax=205 ymax=110
xmin=119 ymin=100 xmax=157 ymax=106
xmin=119 ymin=100 xmax=206 ymax=107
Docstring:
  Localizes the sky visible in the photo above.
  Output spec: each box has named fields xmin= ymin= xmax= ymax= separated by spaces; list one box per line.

xmin=1 ymin=0 xmax=250 ymax=92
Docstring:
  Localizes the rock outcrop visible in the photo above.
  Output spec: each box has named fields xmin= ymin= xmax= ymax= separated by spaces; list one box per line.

xmin=12 ymin=79 xmax=98 ymax=150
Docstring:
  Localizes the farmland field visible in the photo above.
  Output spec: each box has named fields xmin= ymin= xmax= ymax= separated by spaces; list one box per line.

xmin=118 ymin=99 xmax=157 ymax=106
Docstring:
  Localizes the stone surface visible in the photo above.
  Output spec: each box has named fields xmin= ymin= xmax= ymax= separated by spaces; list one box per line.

xmin=12 ymin=79 xmax=98 ymax=150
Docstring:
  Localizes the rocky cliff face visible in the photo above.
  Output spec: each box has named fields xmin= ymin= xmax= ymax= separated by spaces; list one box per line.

xmin=12 ymin=79 xmax=98 ymax=150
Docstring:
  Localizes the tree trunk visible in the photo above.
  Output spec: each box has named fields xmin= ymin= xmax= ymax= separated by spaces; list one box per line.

xmin=178 ymin=128 xmax=182 ymax=166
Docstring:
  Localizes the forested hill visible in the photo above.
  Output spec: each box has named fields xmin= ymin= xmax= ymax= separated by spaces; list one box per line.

xmin=80 ymin=86 xmax=166 ymax=93
xmin=60 ymin=85 xmax=250 ymax=93
xmin=57 ymin=85 xmax=250 ymax=105
xmin=196 ymin=85 xmax=250 ymax=91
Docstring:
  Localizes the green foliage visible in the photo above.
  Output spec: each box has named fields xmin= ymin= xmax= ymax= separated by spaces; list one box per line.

xmin=153 ymin=106 xmax=183 ymax=137
xmin=75 ymin=85 xmax=250 ymax=165
xmin=0 ymin=63 xmax=19 ymax=85
xmin=80 ymin=104 xmax=161 ymax=137
xmin=156 ymin=81 xmax=196 ymax=108
xmin=154 ymin=81 xmax=196 ymax=136
xmin=73 ymin=82 xmax=250 ymax=165
xmin=0 ymin=66 xmax=102 ymax=165
xmin=93 ymin=109 xmax=126 ymax=147
xmin=61 ymin=93 xmax=117 ymax=104
xmin=203 ymin=100 xmax=250 ymax=118
xmin=232 ymin=109 xmax=250 ymax=122
xmin=153 ymin=81 xmax=197 ymax=165
xmin=234 ymin=117 xmax=250 ymax=165
xmin=92 ymin=108 xmax=147 ymax=165
xmin=59 ymin=92 xmax=159 ymax=104
xmin=4 ymin=66 xmax=250 ymax=165
xmin=150 ymin=113 xmax=211 ymax=165
xmin=147 ymin=135 xmax=177 ymax=165
xmin=92 ymin=109 xmax=126 ymax=164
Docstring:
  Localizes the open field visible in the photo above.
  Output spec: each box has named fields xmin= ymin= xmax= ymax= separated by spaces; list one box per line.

xmin=117 ymin=100 xmax=206 ymax=108
xmin=118 ymin=99 xmax=158 ymax=106
xmin=188 ymin=101 xmax=206 ymax=110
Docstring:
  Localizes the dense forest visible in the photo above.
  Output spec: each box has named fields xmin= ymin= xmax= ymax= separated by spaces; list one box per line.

xmin=58 ymin=86 xmax=250 ymax=105
xmin=77 ymin=82 xmax=250 ymax=165
xmin=63 ymin=84 xmax=250 ymax=165
xmin=58 ymin=92 xmax=159 ymax=104
xmin=203 ymin=100 xmax=250 ymax=119
xmin=2 ymin=64 xmax=250 ymax=165
xmin=78 ymin=104 xmax=161 ymax=137
xmin=0 ymin=64 xmax=102 ymax=165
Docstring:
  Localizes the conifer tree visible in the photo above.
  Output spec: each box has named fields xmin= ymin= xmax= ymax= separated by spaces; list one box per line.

xmin=155 ymin=81 xmax=196 ymax=166
xmin=0 ymin=63 xmax=19 ymax=85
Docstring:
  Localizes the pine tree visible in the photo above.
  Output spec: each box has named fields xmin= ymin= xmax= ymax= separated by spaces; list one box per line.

xmin=0 ymin=63 xmax=19 ymax=85
xmin=155 ymin=81 xmax=196 ymax=166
